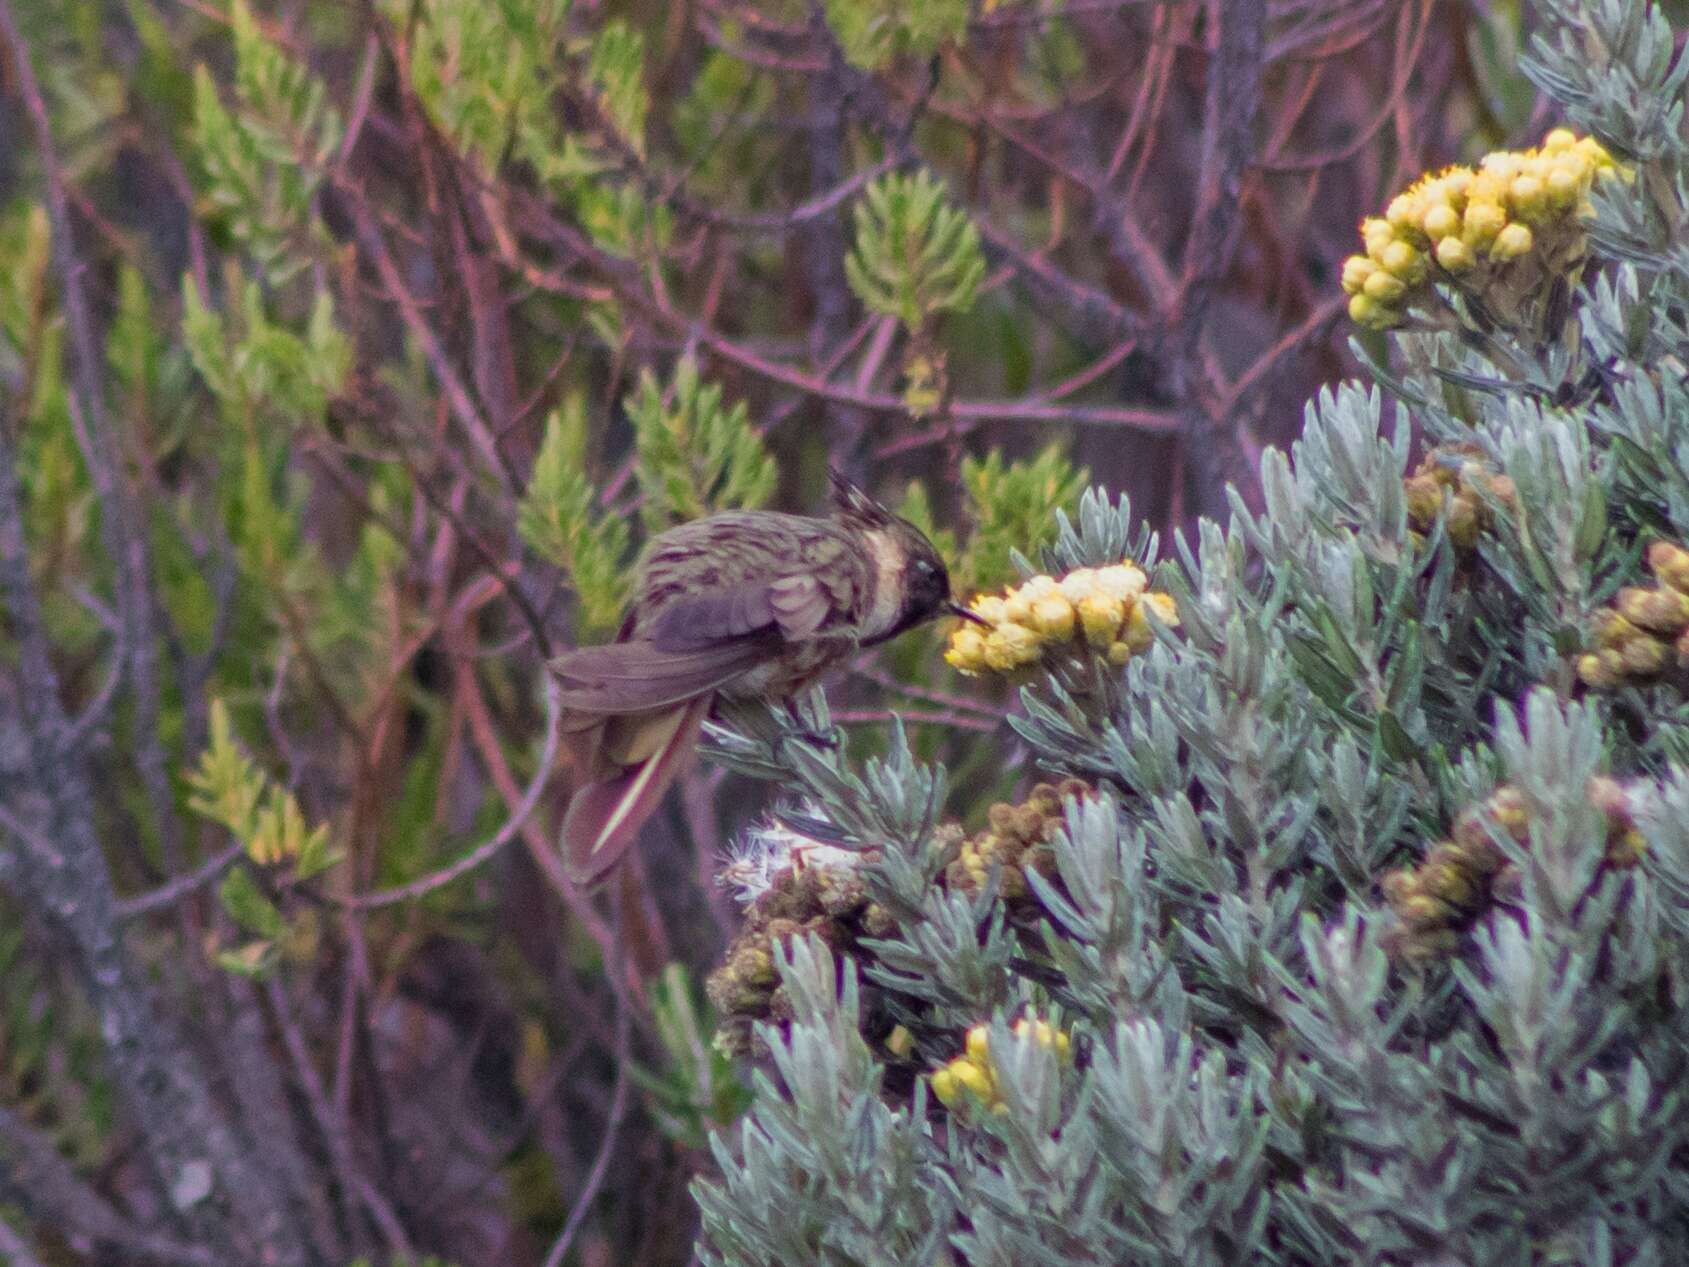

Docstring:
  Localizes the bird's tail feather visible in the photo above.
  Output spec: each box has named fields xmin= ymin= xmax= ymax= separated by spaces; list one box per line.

xmin=560 ymin=695 xmax=712 ymax=885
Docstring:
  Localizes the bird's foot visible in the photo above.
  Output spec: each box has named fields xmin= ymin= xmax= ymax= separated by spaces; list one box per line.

xmin=781 ymin=699 xmax=840 ymax=752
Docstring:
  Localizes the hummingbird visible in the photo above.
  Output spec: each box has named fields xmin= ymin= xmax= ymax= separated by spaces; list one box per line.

xmin=551 ymin=470 xmax=983 ymax=883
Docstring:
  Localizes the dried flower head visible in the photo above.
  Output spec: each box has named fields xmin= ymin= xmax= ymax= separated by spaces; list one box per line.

xmin=1578 ymin=540 xmax=1689 ymax=689
xmin=1384 ymin=776 xmax=1647 ymax=962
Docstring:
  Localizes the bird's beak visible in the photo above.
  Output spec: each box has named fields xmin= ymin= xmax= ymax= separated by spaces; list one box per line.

xmin=947 ymin=600 xmax=990 ymax=627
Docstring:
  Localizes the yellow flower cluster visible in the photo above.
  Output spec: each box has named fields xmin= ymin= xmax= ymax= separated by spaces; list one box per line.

xmin=929 ymin=1017 xmax=1071 ymax=1113
xmin=1578 ymin=542 xmax=1689 ymax=688
xmin=1403 ymin=445 xmax=1516 ymax=551
xmin=1342 ymin=129 xmax=1623 ymax=329
xmin=945 ymin=562 xmax=1177 ymax=676
xmin=1383 ymin=777 xmax=1644 ymax=962
xmin=945 ymin=779 xmax=1092 ymax=902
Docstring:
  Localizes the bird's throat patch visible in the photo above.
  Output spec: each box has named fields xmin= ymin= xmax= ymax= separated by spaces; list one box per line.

xmin=861 ymin=529 xmax=905 ymax=641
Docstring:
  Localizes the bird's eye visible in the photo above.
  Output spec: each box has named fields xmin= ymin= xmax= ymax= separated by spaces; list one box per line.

xmin=913 ymin=560 xmax=934 ymax=578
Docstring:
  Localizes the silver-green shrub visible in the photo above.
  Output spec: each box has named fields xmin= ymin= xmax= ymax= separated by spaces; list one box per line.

xmin=695 ymin=2 xmax=1689 ymax=1263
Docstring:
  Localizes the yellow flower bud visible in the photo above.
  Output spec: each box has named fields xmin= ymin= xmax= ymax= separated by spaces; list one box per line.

xmin=1544 ymin=160 xmax=1584 ymax=208
xmin=1379 ymin=240 xmax=1424 ymax=281
xmin=1144 ymin=592 xmax=1178 ymax=626
xmin=1574 ymin=136 xmax=1611 ymax=164
xmin=1003 ymin=588 xmax=1036 ymax=624
xmin=1385 ymin=193 xmax=1418 ymax=232
xmin=966 ymin=1025 xmax=991 ymax=1063
xmin=1577 ymin=652 xmax=1617 ymax=688
xmin=1020 ymin=575 xmax=1059 ymax=602
xmin=1481 ymin=150 xmax=1524 ymax=180
xmin=1649 ymin=541 xmax=1689 ymax=594
xmin=1621 ymin=635 xmax=1670 ymax=677
xmin=1462 ymin=200 xmax=1507 ymax=247
xmin=1361 ymin=216 xmax=1394 ymax=252
xmin=1617 ymin=586 xmax=1689 ymax=633
xmin=1434 ymin=236 xmax=1475 ymax=272
xmin=1420 ymin=861 xmax=1476 ymax=907
xmin=1446 ymin=496 xmax=1482 ymax=549
xmin=1403 ymin=473 xmax=1444 ymax=526
xmin=1077 ymin=592 xmax=1126 ymax=649
xmin=1093 ymin=563 xmax=1148 ymax=601
xmin=1489 ymin=786 xmax=1531 ymax=841
xmin=945 ymin=626 xmax=987 ymax=672
xmin=1542 ymin=127 xmax=1578 ymax=154
xmin=1400 ymin=893 xmax=1454 ymax=925
xmin=1442 ymin=166 xmax=1473 ymax=199
xmin=1363 ymin=270 xmax=1406 ymax=302
xmin=1422 ymin=204 xmax=1460 ymax=240
xmin=1491 ymin=222 xmax=1534 ymax=260
xmin=1057 ymin=567 xmax=1099 ymax=603
xmin=1610 ymin=828 xmax=1646 ymax=868
xmin=1029 ymin=594 xmax=1075 ymax=640
xmin=1596 ymin=610 xmax=1640 ymax=649
xmin=1509 ymin=174 xmax=1546 ymax=220
xmin=953 ymin=1059 xmax=992 ymax=1098
xmin=1341 ymin=254 xmax=1377 ymax=295
xmin=1106 ymin=640 xmax=1134 ymax=666
xmin=1381 ymin=868 xmax=1419 ymax=905
xmin=973 ymin=595 xmax=1008 ymax=625
xmin=983 ymin=624 xmax=1043 ymax=671
xmin=1122 ymin=592 xmax=1178 ymax=653
xmin=930 ymin=1067 xmax=958 ymax=1105
xmin=1348 ymin=293 xmax=1388 ymax=326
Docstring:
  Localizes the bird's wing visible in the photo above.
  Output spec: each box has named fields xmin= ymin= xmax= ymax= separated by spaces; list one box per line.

xmin=549 ymin=635 xmax=776 ymax=718
xmin=645 ymin=573 xmax=833 ymax=649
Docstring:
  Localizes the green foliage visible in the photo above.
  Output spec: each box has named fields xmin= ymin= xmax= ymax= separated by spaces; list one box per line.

xmin=400 ymin=0 xmax=571 ymax=174
xmin=955 ymin=445 xmax=1089 ymax=592
xmin=0 ymin=204 xmax=51 ymax=381
xmin=846 ymin=169 xmax=986 ymax=332
xmin=823 ymin=0 xmax=968 ymax=72
xmin=181 ymin=273 xmax=351 ymax=425
xmin=188 ymin=700 xmax=336 ymax=979
xmin=631 ymin=964 xmax=752 ymax=1150
xmin=627 ymin=355 xmax=778 ymax=534
xmin=896 ymin=445 xmax=1089 ymax=595
xmin=187 ymin=700 xmax=336 ymax=878
xmin=573 ymin=177 xmax=674 ymax=258
xmin=191 ymin=0 xmax=342 ymax=284
xmin=520 ymin=359 xmax=776 ymax=631
xmin=518 ymin=396 xmax=633 ymax=634
xmin=0 ymin=914 xmax=111 ymax=1165
xmin=587 ymin=21 xmax=650 ymax=157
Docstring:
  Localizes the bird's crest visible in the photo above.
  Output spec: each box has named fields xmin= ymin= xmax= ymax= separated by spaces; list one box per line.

xmin=827 ymin=466 xmax=893 ymax=527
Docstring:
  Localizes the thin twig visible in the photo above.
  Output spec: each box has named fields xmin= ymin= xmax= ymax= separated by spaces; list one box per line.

xmin=343 ymin=676 xmax=562 ymax=908
xmin=114 ymin=842 xmax=247 ymax=920
xmin=0 ymin=1218 xmax=47 ymax=1267
xmin=0 ymin=1104 xmax=218 ymax=1266
xmin=541 ymin=953 xmax=634 ymax=1267
xmin=264 ymin=977 xmax=414 ymax=1258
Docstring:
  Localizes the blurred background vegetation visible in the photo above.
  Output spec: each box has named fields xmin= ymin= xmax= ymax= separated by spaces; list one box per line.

xmin=0 ymin=0 xmax=1599 ymax=1262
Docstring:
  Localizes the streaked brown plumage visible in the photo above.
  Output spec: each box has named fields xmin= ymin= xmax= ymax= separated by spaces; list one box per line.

xmin=550 ymin=471 xmax=980 ymax=883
